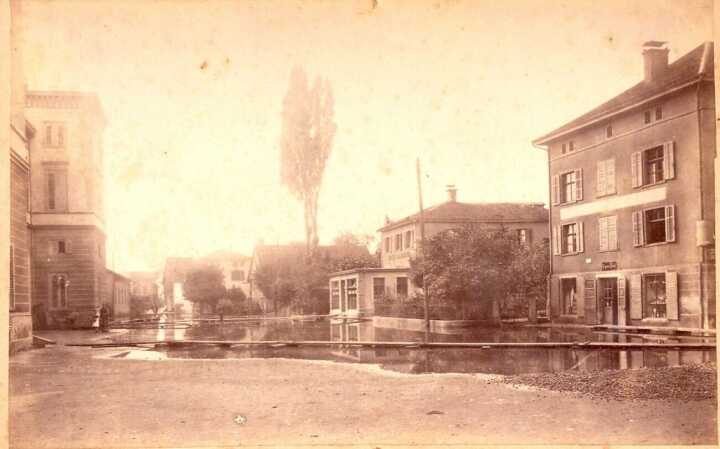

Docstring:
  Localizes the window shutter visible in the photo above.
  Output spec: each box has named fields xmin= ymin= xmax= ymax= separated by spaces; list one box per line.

xmin=597 ymin=161 xmax=606 ymax=196
xmin=551 ymin=175 xmax=560 ymax=205
xmin=598 ymin=217 xmax=608 ymax=251
xmin=576 ymin=276 xmax=585 ymax=318
xmin=552 ymin=226 xmax=560 ymax=256
xmin=632 ymin=211 xmax=644 ymax=247
xmin=666 ymin=271 xmax=679 ymax=320
xmin=631 ymin=151 xmax=642 ymax=188
xmin=606 ymin=159 xmax=616 ymax=194
xmin=630 ymin=274 xmax=643 ymax=319
xmin=663 ymin=141 xmax=675 ymax=180
xmin=665 ymin=205 xmax=676 ymax=242
xmin=575 ymin=169 xmax=583 ymax=201
xmin=577 ymin=221 xmax=584 ymax=253
xmin=617 ymin=275 xmax=627 ymax=324
xmin=550 ymin=277 xmax=560 ymax=318
xmin=608 ymin=215 xmax=618 ymax=250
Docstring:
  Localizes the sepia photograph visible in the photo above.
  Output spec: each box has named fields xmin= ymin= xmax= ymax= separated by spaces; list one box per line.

xmin=1 ymin=0 xmax=718 ymax=447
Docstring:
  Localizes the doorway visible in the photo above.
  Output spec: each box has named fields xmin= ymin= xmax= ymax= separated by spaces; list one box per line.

xmin=598 ymin=277 xmax=618 ymax=325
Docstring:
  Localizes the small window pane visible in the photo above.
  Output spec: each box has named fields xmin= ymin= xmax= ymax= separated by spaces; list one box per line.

xmin=644 ymin=273 xmax=666 ymax=318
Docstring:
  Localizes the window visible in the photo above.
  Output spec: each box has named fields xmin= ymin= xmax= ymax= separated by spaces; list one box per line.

xmin=553 ymin=222 xmax=584 ymax=255
xmin=346 ymin=278 xmax=358 ymax=310
xmin=552 ymin=169 xmax=583 ymax=205
xmin=644 ymin=110 xmax=652 ymax=125
xmin=45 ymin=168 xmax=68 ymax=211
xmin=643 ymin=105 xmax=663 ymax=125
xmin=404 ymin=230 xmax=414 ymax=249
xmin=231 ymin=270 xmax=244 ymax=281
xmin=598 ymin=216 xmax=618 ymax=251
xmin=43 ymin=122 xmax=67 ymax=147
xmin=384 ymin=237 xmax=391 ymax=253
xmin=596 ymin=158 xmax=616 ymax=197
xmin=331 ymin=281 xmax=340 ymax=309
xmin=633 ymin=205 xmax=676 ymax=246
xmin=58 ymin=240 xmax=66 ymax=254
xmin=516 ymin=229 xmax=531 ymax=245
xmin=373 ymin=277 xmax=385 ymax=301
xmin=568 ymin=141 xmax=574 ymax=152
xmin=394 ymin=233 xmax=403 ymax=251
xmin=632 ymin=142 xmax=675 ymax=188
xmin=561 ymin=278 xmax=577 ymax=315
xmin=561 ymin=143 xmax=566 ymax=154
xmin=396 ymin=277 xmax=408 ymax=298
xmin=51 ymin=274 xmax=69 ymax=309
xmin=9 ymin=246 xmax=15 ymax=310
xmin=606 ymin=124 xmax=613 ymax=138
xmin=644 ymin=273 xmax=666 ymax=318
xmin=655 ymin=105 xmax=663 ymax=121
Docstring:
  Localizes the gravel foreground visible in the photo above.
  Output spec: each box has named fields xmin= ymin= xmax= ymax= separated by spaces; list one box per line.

xmin=500 ymin=363 xmax=717 ymax=401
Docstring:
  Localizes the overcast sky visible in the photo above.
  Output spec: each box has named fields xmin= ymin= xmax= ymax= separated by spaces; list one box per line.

xmin=21 ymin=0 xmax=713 ymax=272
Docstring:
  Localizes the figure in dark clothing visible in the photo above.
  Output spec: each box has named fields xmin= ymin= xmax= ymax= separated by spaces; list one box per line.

xmin=99 ymin=304 xmax=110 ymax=333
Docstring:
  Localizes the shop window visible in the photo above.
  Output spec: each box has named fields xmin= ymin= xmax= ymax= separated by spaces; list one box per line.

xmin=346 ymin=278 xmax=358 ymax=310
xmin=644 ymin=273 xmax=666 ymax=318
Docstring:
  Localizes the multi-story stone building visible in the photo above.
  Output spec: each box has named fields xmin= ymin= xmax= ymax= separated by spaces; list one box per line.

xmin=533 ymin=41 xmax=715 ymax=329
xmin=329 ymin=187 xmax=549 ymax=318
xmin=6 ymin=0 xmax=35 ymax=352
xmin=26 ymin=91 xmax=108 ymax=329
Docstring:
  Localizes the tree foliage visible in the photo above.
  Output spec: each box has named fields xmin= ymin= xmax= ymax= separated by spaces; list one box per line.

xmin=280 ymin=66 xmax=337 ymax=255
xmin=410 ymin=226 xmax=549 ymax=319
xmin=183 ymin=265 xmax=226 ymax=310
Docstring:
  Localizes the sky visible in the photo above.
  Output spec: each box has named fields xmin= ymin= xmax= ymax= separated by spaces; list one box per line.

xmin=20 ymin=0 xmax=713 ymax=273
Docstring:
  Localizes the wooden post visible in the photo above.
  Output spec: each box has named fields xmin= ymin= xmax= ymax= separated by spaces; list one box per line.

xmin=416 ymin=158 xmax=429 ymax=341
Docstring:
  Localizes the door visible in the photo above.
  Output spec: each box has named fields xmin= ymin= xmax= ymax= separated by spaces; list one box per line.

xmin=599 ymin=278 xmax=618 ymax=325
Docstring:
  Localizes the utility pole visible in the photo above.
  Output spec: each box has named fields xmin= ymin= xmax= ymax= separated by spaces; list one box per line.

xmin=416 ymin=158 xmax=429 ymax=342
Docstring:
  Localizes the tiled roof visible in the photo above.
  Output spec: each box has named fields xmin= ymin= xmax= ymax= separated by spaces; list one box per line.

xmin=379 ymin=201 xmax=548 ymax=232
xmin=533 ymin=42 xmax=714 ymax=145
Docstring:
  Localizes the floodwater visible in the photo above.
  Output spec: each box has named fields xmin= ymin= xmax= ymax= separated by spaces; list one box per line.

xmin=107 ymin=318 xmax=716 ymax=376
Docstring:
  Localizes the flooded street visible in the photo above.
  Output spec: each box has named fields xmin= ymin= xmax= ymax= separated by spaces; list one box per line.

xmin=105 ymin=318 xmax=716 ymax=376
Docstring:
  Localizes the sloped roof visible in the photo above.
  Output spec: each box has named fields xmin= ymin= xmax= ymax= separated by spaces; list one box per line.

xmin=379 ymin=201 xmax=548 ymax=232
xmin=533 ymin=42 xmax=714 ymax=145
xmin=253 ymin=243 xmax=371 ymax=269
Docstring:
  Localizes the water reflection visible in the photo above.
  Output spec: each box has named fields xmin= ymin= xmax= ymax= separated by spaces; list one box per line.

xmin=111 ymin=318 xmax=715 ymax=376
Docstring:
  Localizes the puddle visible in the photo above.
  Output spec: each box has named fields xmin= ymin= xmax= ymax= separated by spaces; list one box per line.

xmin=105 ymin=318 xmax=716 ymax=375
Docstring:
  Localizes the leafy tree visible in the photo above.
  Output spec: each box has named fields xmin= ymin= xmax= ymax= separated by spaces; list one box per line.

xmin=280 ymin=66 xmax=337 ymax=256
xmin=254 ymin=263 xmax=297 ymax=316
xmin=183 ymin=265 xmax=226 ymax=313
xmin=410 ymin=226 xmax=548 ymax=320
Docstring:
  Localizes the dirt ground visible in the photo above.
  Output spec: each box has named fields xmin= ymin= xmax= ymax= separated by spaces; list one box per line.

xmin=9 ymin=345 xmax=718 ymax=448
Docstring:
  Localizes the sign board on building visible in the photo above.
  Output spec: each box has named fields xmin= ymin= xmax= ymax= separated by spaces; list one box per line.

xmin=601 ymin=261 xmax=617 ymax=271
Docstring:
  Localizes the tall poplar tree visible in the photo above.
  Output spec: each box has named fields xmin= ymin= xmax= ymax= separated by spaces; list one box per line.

xmin=280 ymin=66 xmax=336 ymax=256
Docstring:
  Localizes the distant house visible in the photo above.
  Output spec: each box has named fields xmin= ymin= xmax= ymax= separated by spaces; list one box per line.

xmin=161 ymin=257 xmax=196 ymax=316
xmin=128 ymin=271 xmax=160 ymax=314
xmin=201 ymin=251 xmax=253 ymax=297
xmin=532 ymin=41 xmax=715 ymax=329
xmin=329 ymin=186 xmax=549 ymax=319
xmin=105 ymin=270 xmax=131 ymax=319
xmin=249 ymin=243 xmax=373 ymax=315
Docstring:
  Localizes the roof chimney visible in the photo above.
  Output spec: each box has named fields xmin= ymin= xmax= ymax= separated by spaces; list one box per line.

xmin=642 ymin=41 xmax=669 ymax=83
xmin=446 ymin=185 xmax=457 ymax=202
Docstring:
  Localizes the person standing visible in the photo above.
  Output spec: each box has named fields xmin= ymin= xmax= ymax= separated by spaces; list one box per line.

xmin=99 ymin=303 xmax=110 ymax=333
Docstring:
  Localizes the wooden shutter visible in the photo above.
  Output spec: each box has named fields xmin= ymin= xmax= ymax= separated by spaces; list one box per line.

xmin=552 ymin=225 xmax=561 ymax=256
xmin=597 ymin=161 xmax=606 ymax=196
xmin=666 ymin=271 xmax=678 ymax=320
xmin=617 ymin=275 xmax=627 ymax=325
xmin=630 ymin=274 xmax=643 ymax=319
xmin=576 ymin=276 xmax=585 ymax=318
xmin=665 ymin=205 xmax=676 ymax=242
xmin=584 ymin=279 xmax=597 ymax=324
xmin=632 ymin=211 xmax=644 ymax=247
xmin=631 ymin=151 xmax=643 ymax=188
xmin=575 ymin=169 xmax=583 ymax=201
xmin=598 ymin=217 xmax=608 ymax=251
xmin=577 ymin=221 xmax=584 ymax=253
xmin=551 ymin=175 xmax=560 ymax=205
xmin=663 ymin=141 xmax=675 ymax=180
xmin=605 ymin=159 xmax=616 ymax=194
xmin=550 ymin=277 xmax=560 ymax=318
